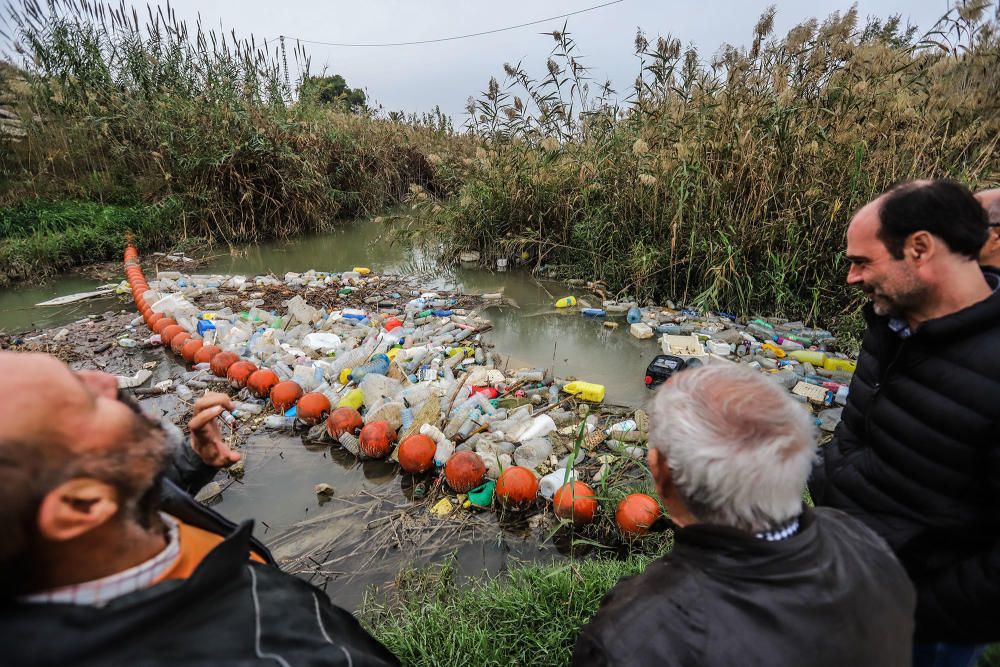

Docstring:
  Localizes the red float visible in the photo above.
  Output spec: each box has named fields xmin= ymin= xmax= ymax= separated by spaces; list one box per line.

xmin=160 ymin=324 xmax=185 ymax=345
xmin=615 ymin=493 xmax=662 ymax=536
xmin=496 ymin=466 xmax=539 ymax=509
xmin=359 ymin=421 xmax=397 ymax=459
xmin=397 ymin=434 xmax=436 ymax=474
xmin=444 ymin=451 xmax=486 ymax=493
xmin=247 ymin=369 xmax=280 ymax=399
xmin=296 ymin=393 xmax=331 ymax=425
xmin=193 ymin=344 xmax=222 ymax=365
xmin=326 ymin=407 xmax=363 ymax=439
xmin=270 ymin=381 xmax=304 ymax=411
xmin=169 ymin=332 xmax=191 ymax=355
xmin=553 ymin=481 xmax=599 ymax=525
xmin=209 ymin=351 xmax=240 ymax=378
xmin=181 ymin=339 xmax=204 ymax=363
xmin=152 ymin=318 xmax=177 ymax=335
xmin=226 ymin=360 xmax=258 ymax=388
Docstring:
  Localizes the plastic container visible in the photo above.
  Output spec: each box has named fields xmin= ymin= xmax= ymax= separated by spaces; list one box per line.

xmin=627 ymin=306 xmax=642 ymax=324
xmin=581 ymin=308 xmax=606 ymax=317
xmin=789 ymin=350 xmax=828 ymax=366
xmin=562 ymin=380 xmax=606 ymax=403
xmin=539 ymin=468 xmax=577 ymax=500
xmin=823 ymin=357 xmax=857 ymax=373
xmin=337 ymin=388 xmax=365 ymax=410
xmin=555 ymin=296 xmax=577 ymax=308
xmin=349 ymin=354 xmax=390 ymax=383
xmin=629 ymin=322 xmax=654 ymax=339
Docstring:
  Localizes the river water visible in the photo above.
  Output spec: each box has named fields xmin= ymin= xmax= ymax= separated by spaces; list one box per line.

xmin=0 ymin=219 xmax=665 ymax=608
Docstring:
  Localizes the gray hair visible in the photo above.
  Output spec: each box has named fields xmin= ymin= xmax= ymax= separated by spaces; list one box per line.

xmin=647 ymin=363 xmax=817 ymax=532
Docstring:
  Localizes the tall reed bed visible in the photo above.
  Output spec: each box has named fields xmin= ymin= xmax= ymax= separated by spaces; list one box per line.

xmin=405 ymin=4 xmax=1000 ymax=329
xmin=0 ymin=0 xmax=470 ymax=279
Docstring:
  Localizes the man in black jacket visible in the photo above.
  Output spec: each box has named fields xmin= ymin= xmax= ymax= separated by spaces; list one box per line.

xmin=810 ymin=179 xmax=999 ymax=667
xmin=574 ymin=364 xmax=915 ymax=666
xmin=0 ymin=351 xmax=398 ymax=666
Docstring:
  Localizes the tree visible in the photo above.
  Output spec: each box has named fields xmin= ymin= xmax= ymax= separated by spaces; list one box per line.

xmin=299 ymin=74 xmax=366 ymax=111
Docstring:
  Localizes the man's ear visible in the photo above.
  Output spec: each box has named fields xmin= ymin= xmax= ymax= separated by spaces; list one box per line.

xmin=37 ymin=479 xmax=119 ymax=542
xmin=906 ymin=231 xmax=934 ymax=263
xmin=647 ymin=448 xmax=672 ymax=501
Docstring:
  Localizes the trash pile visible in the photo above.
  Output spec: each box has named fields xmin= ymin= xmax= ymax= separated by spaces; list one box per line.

xmin=121 ymin=245 xmax=856 ymax=540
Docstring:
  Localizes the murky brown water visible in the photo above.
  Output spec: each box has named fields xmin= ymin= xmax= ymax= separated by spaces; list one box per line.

xmin=1 ymin=219 xmax=664 ymax=609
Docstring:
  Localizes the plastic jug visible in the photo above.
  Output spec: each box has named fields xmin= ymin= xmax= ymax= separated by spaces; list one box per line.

xmin=789 ymin=350 xmax=828 ymax=366
xmin=627 ymin=306 xmax=642 ymax=324
xmin=823 ymin=357 xmax=856 ymax=373
xmin=555 ymin=296 xmax=577 ymax=308
xmin=562 ymin=380 xmax=606 ymax=403
xmin=337 ymin=388 xmax=365 ymax=410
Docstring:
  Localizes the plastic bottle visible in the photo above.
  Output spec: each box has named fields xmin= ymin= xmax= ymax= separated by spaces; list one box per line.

xmin=627 ymin=306 xmax=642 ymax=324
xmin=562 ymin=381 xmax=606 ymax=403
xmin=555 ymin=296 xmax=577 ymax=308
xmin=789 ymin=350 xmax=827 ymax=366
xmin=539 ymin=468 xmax=577 ymax=499
xmin=338 ymin=388 xmax=365 ymax=410
xmin=264 ymin=415 xmax=296 ymax=430
xmin=519 ymin=414 xmax=556 ymax=441
xmin=175 ymin=384 xmax=193 ymax=401
xmin=349 ymin=354 xmax=390 ymax=383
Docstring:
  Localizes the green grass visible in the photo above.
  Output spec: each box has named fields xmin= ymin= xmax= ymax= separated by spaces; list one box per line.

xmin=0 ymin=199 xmax=180 ymax=281
xmin=361 ymin=554 xmax=655 ymax=667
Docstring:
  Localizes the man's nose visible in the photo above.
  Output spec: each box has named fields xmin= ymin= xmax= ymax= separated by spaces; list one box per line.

xmin=847 ymin=264 xmax=863 ymax=286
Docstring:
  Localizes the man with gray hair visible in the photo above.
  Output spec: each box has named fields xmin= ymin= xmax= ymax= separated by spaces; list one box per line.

xmin=572 ymin=363 xmax=916 ymax=667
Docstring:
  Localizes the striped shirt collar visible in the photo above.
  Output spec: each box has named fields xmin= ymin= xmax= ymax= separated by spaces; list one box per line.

xmin=754 ymin=515 xmax=801 ymax=542
xmin=20 ymin=513 xmax=180 ymax=607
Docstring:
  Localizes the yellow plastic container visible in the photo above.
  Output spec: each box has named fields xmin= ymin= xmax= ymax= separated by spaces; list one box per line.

xmin=339 ymin=368 xmax=353 ymax=385
xmin=823 ymin=357 xmax=857 ymax=373
xmin=353 ymin=267 xmax=371 ymax=275
xmin=789 ymin=350 xmax=828 ymax=366
xmin=761 ymin=342 xmax=787 ymax=358
xmin=387 ymin=348 xmax=401 ymax=361
xmin=563 ymin=380 xmax=606 ymax=403
xmin=337 ymin=388 xmax=364 ymax=410
xmin=555 ymin=296 xmax=577 ymax=308
xmin=447 ymin=346 xmax=475 ymax=357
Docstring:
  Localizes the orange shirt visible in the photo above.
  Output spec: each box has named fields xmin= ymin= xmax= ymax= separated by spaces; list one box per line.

xmin=153 ymin=517 xmax=266 ymax=584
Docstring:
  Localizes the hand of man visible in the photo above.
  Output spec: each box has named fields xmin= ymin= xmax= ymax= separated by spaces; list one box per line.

xmin=188 ymin=392 xmax=241 ymax=468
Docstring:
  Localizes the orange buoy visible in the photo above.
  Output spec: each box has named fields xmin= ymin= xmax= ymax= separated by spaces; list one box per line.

xmin=296 ymin=392 xmax=331 ymax=425
xmin=496 ymin=466 xmax=540 ymax=509
xmin=326 ymin=407 xmax=363 ymax=439
xmin=169 ymin=332 xmax=191 ymax=355
xmin=181 ymin=338 xmax=204 ymax=363
xmin=615 ymin=493 xmax=662 ymax=536
xmin=397 ymin=434 xmax=436 ymax=474
xmin=444 ymin=450 xmax=486 ymax=493
xmin=160 ymin=324 xmax=185 ymax=345
xmin=359 ymin=421 xmax=397 ymax=459
xmin=226 ymin=360 xmax=258 ymax=388
xmin=270 ymin=380 xmax=303 ymax=411
xmin=193 ymin=344 xmax=222 ymax=365
xmin=152 ymin=318 xmax=177 ymax=335
xmin=209 ymin=351 xmax=241 ymax=378
xmin=147 ymin=313 xmax=165 ymax=329
xmin=553 ymin=481 xmax=599 ymax=525
xmin=247 ymin=369 xmax=280 ymax=399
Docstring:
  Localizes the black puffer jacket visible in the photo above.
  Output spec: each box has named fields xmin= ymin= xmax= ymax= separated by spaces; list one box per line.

xmin=572 ymin=508 xmax=915 ymax=666
xmin=810 ymin=274 xmax=1000 ymax=642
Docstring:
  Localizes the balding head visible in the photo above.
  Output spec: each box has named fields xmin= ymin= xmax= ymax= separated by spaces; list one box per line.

xmin=977 ymin=189 xmax=1000 ymax=269
xmin=0 ymin=352 xmax=167 ymax=592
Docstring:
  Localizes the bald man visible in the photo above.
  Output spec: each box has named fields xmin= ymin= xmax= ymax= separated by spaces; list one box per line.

xmin=809 ymin=180 xmax=1000 ymax=667
xmin=0 ymin=352 xmax=398 ymax=667
xmin=977 ymin=188 xmax=1000 ymax=270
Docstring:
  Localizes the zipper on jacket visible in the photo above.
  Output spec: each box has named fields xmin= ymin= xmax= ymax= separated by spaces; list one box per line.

xmin=865 ymin=337 xmax=907 ymax=440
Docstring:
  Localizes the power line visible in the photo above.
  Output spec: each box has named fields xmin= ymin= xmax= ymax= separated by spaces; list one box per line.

xmin=269 ymin=0 xmax=624 ymax=48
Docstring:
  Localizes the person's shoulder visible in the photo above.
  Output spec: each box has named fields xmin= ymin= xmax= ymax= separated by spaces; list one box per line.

xmin=581 ymin=558 xmax=705 ymax=642
xmin=811 ymin=507 xmax=899 ymax=560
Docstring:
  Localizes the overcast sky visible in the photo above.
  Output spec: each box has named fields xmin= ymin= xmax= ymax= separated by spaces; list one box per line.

xmin=7 ymin=0 xmax=953 ymax=121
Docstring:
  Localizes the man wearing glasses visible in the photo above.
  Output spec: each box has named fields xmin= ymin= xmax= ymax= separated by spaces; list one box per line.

xmin=977 ymin=188 xmax=1000 ymax=271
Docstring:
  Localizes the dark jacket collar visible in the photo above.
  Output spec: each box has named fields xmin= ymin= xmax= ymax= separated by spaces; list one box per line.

xmin=863 ymin=269 xmax=1000 ymax=339
xmin=670 ymin=506 xmax=817 ymax=563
